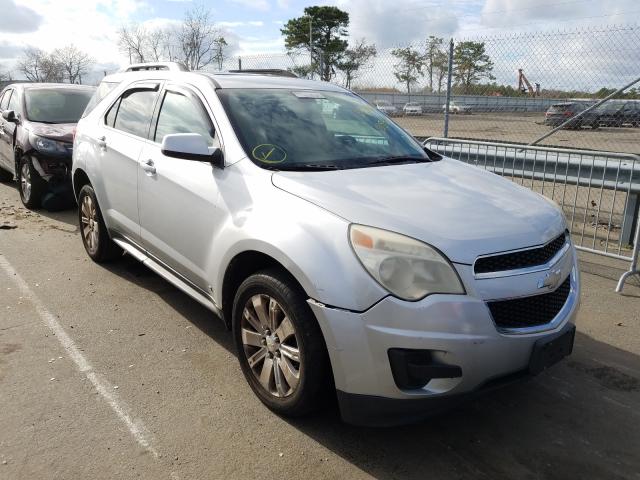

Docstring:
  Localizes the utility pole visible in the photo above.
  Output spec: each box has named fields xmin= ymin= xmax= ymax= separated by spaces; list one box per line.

xmin=309 ymin=16 xmax=313 ymax=80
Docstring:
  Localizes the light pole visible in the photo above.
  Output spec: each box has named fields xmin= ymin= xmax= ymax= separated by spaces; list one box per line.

xmin=308 ymin=15 xmax=313 ymax=80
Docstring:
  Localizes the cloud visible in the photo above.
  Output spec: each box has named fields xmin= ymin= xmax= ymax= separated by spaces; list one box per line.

xmin=225 ymin=0 xmax=270 ymax=12
xmin=479 ymin=0 xmax=639 ymax=29
xmin=337 ymin=0 xmax=458 ymax=47
xmin=219 ymin=20 xmax=265 ymax=28
xmin=0 ymin=0 xmax=43 ymax=33
xmin=0 ymin=41 xmax=23 ymax=59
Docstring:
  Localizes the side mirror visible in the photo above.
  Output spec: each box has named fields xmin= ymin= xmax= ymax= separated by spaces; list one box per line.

xmin=161 ymin=133 xmax=224 ymax=168
xmin=2 ymin=110 xmax=17 ymax=123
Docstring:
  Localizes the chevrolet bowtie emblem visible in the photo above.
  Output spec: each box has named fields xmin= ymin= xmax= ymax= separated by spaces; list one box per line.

xmin=538 ymin=269 xmax=563 ymax=290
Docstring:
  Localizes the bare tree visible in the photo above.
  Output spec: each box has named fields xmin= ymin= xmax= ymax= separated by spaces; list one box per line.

xmin=177 ymin=5 xmax=228 ymax=70
xmin=118 ymin=24 xmax=148 ymax=63
xmin=336 ymin=39 xmax=376 ymax=89
xmin=425 ymin=36 xmax=444 ymax=93
xmin=17 ymin=47 xmax=46 ymax=81
xmin=0 ymin=66 xmax=12 ymax=82
xmin=53 ymin=45 xmax=94 ymax=84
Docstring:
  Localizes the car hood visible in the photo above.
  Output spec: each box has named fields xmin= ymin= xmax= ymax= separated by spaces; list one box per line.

xmin=28 ymin=122 xmax=75 ymax=143
xmin=271 ymin=158 xmax=566 ymax=264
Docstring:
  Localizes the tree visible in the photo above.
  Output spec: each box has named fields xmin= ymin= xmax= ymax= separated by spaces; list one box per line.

xmin=453 ymin=41 xmax=495 ymax=93
xmin=391 ymin=47 xmax=425 ymax=93
xmin=336 ymin=39 xmax=376 ymax=89
xmin=0 ymin=67 xmax=11 ymax=82
xmin=117 ymin=5 xmax=229 ymax=70
xmin=425 ymin=36 xmax=445 ymax=93
xmin=53 ymin=45 xmax=94 ymax=84
xmin=281 ymin=6 xmax=349 ymax=81
xmin=118 ymin=24 xmax=148 ymax=63
xmin=17 ymin=47 xmax=46 ymax=82
xmin=177 ymin=5 xmax=228 ymax=70
xmin=433 ymin=49 xmax=449 ymax=93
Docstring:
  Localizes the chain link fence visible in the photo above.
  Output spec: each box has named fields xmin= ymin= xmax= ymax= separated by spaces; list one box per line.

xmin=217 ymin=25 xmax=640 ymax=156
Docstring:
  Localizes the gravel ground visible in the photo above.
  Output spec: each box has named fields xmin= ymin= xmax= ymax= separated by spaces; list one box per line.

xmin=396 ymin=112 xmax=640 ymax=155
xmin=1 ymin=179 xmax=639 ymax=480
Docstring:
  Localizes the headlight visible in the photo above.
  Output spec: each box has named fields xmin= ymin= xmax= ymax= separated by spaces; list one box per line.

xmin=30 ymin=134 xmax=69 ymax=155
xmin=349 ymin=224 xmax=465 ymax=301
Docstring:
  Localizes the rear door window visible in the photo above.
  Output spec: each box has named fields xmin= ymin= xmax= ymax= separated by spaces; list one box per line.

xmin=112 ymin=89 xmax=158 ymax=138
xmin=0 ymin=90 xmax=11 ymax=110
xmin=7 ymin=90 xmax=20 ymax=114
xmin=154 ymin=90 xmax=215 ymax=146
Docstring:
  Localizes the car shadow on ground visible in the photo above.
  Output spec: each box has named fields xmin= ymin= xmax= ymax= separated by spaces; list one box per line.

xmin=100 ymin=253 xmax=639 ymax=480
xmin=101 ymin=253 xmax=236 ymax=354
xmin=282 ymin=331 xmax=640 ymax=480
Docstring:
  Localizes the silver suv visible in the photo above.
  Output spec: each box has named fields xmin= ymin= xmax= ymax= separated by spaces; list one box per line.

xmin=73 ymin=66 xmax=579 ymax=426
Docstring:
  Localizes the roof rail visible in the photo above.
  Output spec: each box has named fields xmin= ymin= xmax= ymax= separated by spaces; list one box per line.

xmin=226 ymin=69 xmax=298 ymax=78
xmin=119 ymin=62 xmax=189 ymax=72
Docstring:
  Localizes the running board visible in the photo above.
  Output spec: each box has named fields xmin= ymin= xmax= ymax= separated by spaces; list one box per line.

xmin=112 ymin=238 xmax=222 ymax=317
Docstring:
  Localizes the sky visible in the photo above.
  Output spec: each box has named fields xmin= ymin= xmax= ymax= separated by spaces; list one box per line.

xmin=0 ymin=0 xmax=639 ymax=85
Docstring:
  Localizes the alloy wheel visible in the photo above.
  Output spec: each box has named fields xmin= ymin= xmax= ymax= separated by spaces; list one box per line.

xmin=80 ymin=195 xmax=99 ymax=255
xmin=20 ymin=162 xmax=31 ymax=201
xmin=241 ymin=294 xmax=301 ymax=398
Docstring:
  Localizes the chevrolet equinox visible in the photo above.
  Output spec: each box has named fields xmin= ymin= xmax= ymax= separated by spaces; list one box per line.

xmin=72 ymin=65 xmax=579 ymax=426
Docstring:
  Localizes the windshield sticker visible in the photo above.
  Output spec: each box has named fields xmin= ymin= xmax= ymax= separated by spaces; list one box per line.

xmin=292 ymin=91 xmax=326 ymax=99
xmin=252 ymin=144 xmax=287 ymax=164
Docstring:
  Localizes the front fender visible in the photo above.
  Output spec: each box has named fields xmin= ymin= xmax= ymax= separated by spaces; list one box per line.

xmin=211 ymin=161 xmax=388 ymax=312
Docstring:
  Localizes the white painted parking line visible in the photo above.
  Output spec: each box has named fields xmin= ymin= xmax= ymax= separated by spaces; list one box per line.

xmin=0 ymin=254 xmax=159 ymax=459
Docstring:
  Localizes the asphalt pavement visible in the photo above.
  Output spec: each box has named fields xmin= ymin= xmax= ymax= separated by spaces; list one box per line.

xmin=1 ymin=180 xmax=639 ymax=480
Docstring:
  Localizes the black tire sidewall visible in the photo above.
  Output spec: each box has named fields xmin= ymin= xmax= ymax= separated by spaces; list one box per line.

xmin=77 ymin=184 xmax=120 ymax=263
xmin=232 ymin=269 xmax=330 ymax=416
xmin=18 ymin=156 xmax=45 ymax=209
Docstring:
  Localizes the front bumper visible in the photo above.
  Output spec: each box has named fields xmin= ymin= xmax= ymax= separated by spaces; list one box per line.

xmin=309 ymin=248 xmax=580 ymax=425
xmin=30 ymin=152 xmax=72 ymax=182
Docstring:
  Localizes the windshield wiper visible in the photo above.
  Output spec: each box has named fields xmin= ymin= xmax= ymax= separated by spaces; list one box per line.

xmin=364 ymin=156 xmax=431 ymax=166
xmin=274 ymin=164 xmax=342 ymax=171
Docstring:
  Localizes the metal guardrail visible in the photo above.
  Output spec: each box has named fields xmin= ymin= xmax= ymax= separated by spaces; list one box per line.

xmin=424 ymin=137 xmax=640 ymax=292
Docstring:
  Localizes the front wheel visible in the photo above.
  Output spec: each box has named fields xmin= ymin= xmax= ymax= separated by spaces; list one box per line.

xmin=233 ymin=269 xmax=331 ymax=417
xmin=77 ymin=184 xmax=122 ymax=263
xmin=18 ymin=156 xmax=45 ymax=209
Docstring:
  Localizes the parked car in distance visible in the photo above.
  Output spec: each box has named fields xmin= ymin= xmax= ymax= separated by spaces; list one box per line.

xmin=543 ymin=102 xmax=592 ymax=128
xmin=594 ymin=101 xmax=640 ymax=127
xmin=443 ymin=101 xmax=472 ymax=114
xmin=73 ymin=65 xmax=579 ymax=426
xmin=374 ymin=100 xmax=398 ymax=116
xmin=0 ymin=83 xmax=95 ymax=209
xmin=403 ymin=102 xmax=423 ymax=116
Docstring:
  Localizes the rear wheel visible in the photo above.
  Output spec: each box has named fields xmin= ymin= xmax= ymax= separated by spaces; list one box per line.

xmin=18 ymin=156 xmax=45 ymax=209
xmin=77 ymin=184 xmax=122 ymax=263
xmin=233 ymin=269 xmax=331 ymax=417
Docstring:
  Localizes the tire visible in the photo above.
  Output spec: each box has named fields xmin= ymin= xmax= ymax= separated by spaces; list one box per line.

xmin=232 ymin=268 xmax=331 ymax=417
xmin=17 ymin=156 xmax=46 ymax=209
xmin=77 ymin=184 xmax=123 ymax=263
xmin=0 ymin=167 xmax=12 ymax=182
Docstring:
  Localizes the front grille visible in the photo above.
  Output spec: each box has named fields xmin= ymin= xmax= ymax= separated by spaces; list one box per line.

xmin=487 ymin=276 xmax=571 ymax=329
xmin=474 ymin=233 xmax=567 ymax=275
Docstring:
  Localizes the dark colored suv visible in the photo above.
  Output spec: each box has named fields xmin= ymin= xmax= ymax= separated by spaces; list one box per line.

xmin=595 ymin=101 xmax=640 ymax=127
xmin=543 ymin=102 xmax=597 ymax=129
xmin=0 ymin=83 xmax=95 ymax=209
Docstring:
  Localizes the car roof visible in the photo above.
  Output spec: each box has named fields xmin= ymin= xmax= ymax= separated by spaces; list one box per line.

xmin=4 ymin=83 xmax=95 ymax=91
xmin=100 ymin=69 xmax=346 ymax=92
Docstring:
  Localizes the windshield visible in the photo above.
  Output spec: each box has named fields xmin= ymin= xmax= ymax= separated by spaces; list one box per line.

xmin=25 ymin=88 xmax=94 ymax=124
xmin=217 ymin=89 xmax=429 ymax=170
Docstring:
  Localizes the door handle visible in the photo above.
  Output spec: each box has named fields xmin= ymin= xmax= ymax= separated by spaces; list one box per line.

xmin=97 ymin=135 xmax=107 ymax=150
xmin=141 ymin=159 xmax=156 ymax=175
